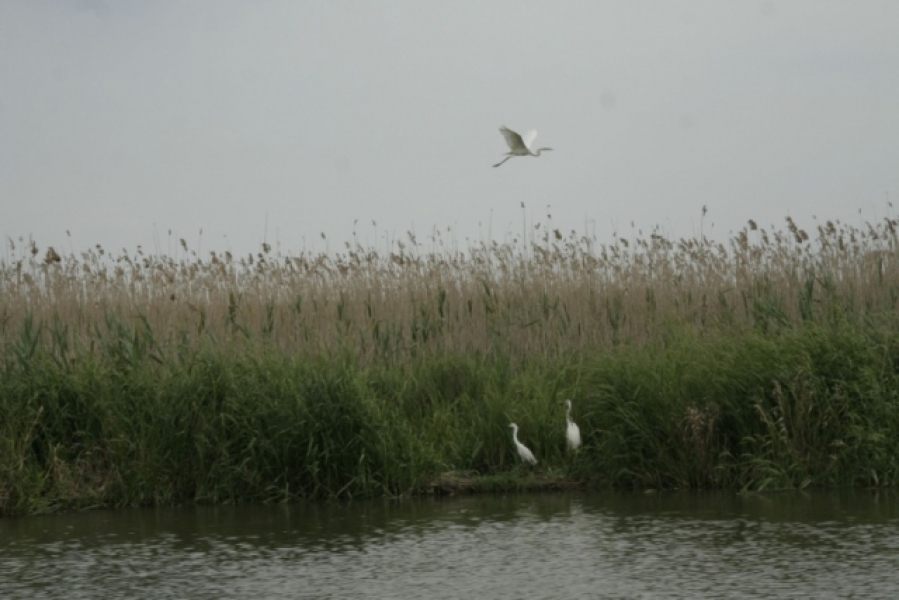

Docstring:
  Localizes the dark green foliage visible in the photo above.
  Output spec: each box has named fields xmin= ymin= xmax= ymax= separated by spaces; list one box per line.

xmin=3 ymin=316 xmax=899 ymax=516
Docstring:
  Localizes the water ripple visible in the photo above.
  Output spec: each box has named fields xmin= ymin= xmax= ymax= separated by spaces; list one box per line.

xmin=2 ymin=491 xmax=899 ymax=599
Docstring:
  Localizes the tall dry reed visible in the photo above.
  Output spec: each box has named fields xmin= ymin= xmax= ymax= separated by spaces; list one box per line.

xmin=3 ymin=215 xmax=897 ymax=364
xmin=4 ymin=214 xmax=899 ymax=515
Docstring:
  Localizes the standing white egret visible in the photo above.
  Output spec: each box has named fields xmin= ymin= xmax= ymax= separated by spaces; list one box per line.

xmin=493 ymin=126 xmax=553 ymax=168
xmin=565 ymin=399 xmax=582 ymax=451
xmin=508 ymin=423 xmax=538 ymax=465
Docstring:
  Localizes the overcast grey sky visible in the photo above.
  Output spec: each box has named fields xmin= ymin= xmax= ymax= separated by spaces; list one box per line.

xmin=2 ymin=1 xmax=898 ymax=258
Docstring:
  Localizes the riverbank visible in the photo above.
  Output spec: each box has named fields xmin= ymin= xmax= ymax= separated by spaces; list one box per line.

xmin=3 ymin=319 xmax=899 ymax=517
xmin=4 ymin=217 xmax=899 ymax=516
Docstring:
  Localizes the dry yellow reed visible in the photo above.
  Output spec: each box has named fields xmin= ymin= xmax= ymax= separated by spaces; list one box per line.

xmin=2 ymin=215 xmax=897 ymax=363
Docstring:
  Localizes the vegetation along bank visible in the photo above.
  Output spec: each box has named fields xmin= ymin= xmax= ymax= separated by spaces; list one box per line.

xmin=2 ymin=215 xmax=899 ymax=516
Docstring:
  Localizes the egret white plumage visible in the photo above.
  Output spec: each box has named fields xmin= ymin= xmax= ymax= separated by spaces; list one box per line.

xmin=565 ymin=399 xmax=582 ymax=451
xmin=508 ymin=423 xmax=537 ymax=465
xmin=493 ymin=126 xmax=553 ymax=168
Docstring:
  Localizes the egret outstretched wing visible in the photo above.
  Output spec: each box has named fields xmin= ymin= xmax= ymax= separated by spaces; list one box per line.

xmin=499 ymin=126 xmax=527 ymax=153
xmin=493 ymin=126 xmax=552 ymax=167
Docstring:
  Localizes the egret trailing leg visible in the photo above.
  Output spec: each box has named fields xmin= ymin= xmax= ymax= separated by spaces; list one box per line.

xmin=493 ymin=126 xmax=553 ymax=168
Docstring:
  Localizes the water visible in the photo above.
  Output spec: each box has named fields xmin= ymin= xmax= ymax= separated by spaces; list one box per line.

xmin=2 ymin=490 xmax=899 ymax=598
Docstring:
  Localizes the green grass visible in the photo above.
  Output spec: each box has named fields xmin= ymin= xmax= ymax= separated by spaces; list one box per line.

xmin=3 ymin=315 xmax=899 ymax=516
xmin=4 ymin=215 xmax=899 ymax=515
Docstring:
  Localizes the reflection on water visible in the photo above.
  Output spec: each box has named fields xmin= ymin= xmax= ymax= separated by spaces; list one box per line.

xmin=2 ymin=491 xmax=899 ymax=598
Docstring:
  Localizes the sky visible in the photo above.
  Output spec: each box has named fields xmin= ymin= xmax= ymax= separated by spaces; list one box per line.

xmin=2 ymin=1 xmax=898 ymax=259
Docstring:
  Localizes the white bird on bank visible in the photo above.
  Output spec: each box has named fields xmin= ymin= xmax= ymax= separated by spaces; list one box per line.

xmin=493 ymin=126 xmax=553 ymax=168
xmin=565 ymin=399 xmax=582 ymax=451
xmin=508 ymin=423 xmax=537 ymax=465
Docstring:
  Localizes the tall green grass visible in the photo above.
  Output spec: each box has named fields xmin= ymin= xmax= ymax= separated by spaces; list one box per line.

xmin=2 ymin=215 xmax=899 ymax=515
xmin=2 ymin=320 xmax=899 ymax=516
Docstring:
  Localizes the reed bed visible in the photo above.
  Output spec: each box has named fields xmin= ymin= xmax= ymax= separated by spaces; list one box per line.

xmin=2 ymin=215 xmax=899 ymax=515
xmin=3 ymin=215 xmax=898 ymax=363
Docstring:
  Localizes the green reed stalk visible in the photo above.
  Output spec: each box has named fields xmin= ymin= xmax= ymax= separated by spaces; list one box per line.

xmin=3 ymin=215 xmax=899 ymax=515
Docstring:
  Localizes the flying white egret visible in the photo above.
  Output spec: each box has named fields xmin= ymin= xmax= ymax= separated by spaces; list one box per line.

xmin=508 ymin=423 xmax=538 ymax=465
xmin=565 ymin=399 xmax=582 ymax=451
xmin=493 ymin=126 xmax=553 ymax=168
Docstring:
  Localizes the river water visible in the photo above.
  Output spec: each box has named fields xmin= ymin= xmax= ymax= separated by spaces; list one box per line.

xmin=2 ymin=490 xmax=899 ymax=598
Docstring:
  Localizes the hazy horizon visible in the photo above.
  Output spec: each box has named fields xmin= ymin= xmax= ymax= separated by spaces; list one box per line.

xmin=3 ymin=1 xmax=898 ymax=260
